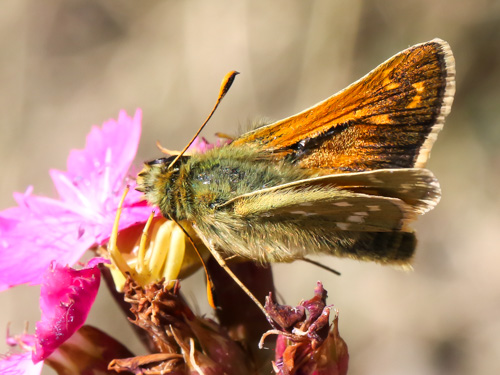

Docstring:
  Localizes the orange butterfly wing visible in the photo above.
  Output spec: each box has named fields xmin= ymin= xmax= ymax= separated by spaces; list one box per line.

xmin=231 ymin=39 xmax=455 ymax=172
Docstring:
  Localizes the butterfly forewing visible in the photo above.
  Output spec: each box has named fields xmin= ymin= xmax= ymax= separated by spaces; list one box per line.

xmin=231 ymin=39 xmax=455 ymax=172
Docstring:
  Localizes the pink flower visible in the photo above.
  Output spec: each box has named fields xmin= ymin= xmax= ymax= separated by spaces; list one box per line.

xmin=33 ymin=258 xmax=106 ymax=363
xmin=0 ymin=110 xmax=152 ymax=290
xmin=1 ymin=110 xmax=150 ymax=371
xmin=3 ymin=259 xmax=107 ymax=374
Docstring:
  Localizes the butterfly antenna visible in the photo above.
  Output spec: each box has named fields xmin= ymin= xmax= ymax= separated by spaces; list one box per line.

xmin=167 ymin=71 xmax=240 ymax=169
xmin=167 ymin=214 xmax=218 ymax=309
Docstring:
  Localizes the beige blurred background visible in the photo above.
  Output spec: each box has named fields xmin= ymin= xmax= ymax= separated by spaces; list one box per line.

xmin=1 ymin=1 xmax=499 ymax=374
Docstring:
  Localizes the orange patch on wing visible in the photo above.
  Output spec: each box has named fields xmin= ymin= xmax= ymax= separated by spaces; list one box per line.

xmin=383 ymin=76 xmax=400 ymax=91
xmin=406 ymin=82 xmax=426 ymax=109
xmin=369 ymin=114 xmax=393 ymax=125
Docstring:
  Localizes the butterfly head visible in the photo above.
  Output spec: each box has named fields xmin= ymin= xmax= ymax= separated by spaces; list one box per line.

xmin=136 ymin=155 xmax=190 ymax=219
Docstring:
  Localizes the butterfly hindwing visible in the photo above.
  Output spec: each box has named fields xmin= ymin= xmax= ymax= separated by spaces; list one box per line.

xmin=216 ymin=168 xmax=439 ymax=232
xmin=191 ymin=169 xmax=432 ymax=265
xmin=310 ymin=168 xmax=441 ymax=214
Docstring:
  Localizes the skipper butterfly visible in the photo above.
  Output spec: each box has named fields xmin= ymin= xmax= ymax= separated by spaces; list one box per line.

xmin=137 ymin=39 xmax=455 ymax=272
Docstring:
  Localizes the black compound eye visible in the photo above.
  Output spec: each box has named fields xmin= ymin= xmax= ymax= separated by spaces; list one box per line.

xmin=146 ymin=155 xmax=191 ymax=168
xmin=147 ymin=157 xmax=169 ymax=166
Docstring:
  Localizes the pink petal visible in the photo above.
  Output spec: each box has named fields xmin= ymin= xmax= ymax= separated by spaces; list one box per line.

xmin=90 ymin=188 xmax=152 ymax=245
xmin=187 ymin=137 xmax=214 ymax=153
xmin=0 ymin=199 xmax=95 ymax=291
xmin=32 ymin=260 xmax=103 ymax=363
xmin=46 ymin=109 xmax=151 ymax=245
xmin=0 ymin=352 xmax=43 ymax=375
xmin=187 ymin=137 xmax=231 ymax=154
xmin=54 ymin=109 xmax=142 ymax=209
xmin=5 ymin=333 xmax=36 ymax=349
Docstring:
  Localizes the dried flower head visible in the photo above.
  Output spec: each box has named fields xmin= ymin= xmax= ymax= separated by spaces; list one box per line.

xmin=262 ymin=282 xmax=349 ymax=375
xmin=109 ymin=278 xmax=254 ymax=375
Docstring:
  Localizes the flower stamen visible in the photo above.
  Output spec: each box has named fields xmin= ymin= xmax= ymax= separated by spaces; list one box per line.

xmin=106 ymin=187 xmax=201 ymax=291
xmin=108 ymin=187 xmax=138 ymax=282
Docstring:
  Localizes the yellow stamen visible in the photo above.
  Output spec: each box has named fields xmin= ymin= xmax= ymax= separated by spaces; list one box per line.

xmin=108 ymin=187 xmax=136 ymax=278
xmin=162 ymin=224 xmax=186 ymax=289
xmin=137 ymin=211 xmax=155 ymax=274
xmin=147 ymin=221 xmax=175 ymax=279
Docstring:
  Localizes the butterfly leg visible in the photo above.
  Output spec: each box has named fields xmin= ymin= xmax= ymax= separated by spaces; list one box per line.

xmin=204 ymin=241 xmax=273 ymax=322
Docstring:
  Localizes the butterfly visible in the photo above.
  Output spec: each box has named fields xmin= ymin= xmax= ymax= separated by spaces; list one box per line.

xmin=137 ymin=39 xmax=455 ymax=275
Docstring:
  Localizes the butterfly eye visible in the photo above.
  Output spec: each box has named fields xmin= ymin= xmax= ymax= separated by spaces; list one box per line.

xmin=147 ymin=157 xmax=169 ymax=166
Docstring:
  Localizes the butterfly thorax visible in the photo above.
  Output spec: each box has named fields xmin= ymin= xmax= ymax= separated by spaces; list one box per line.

xmin=137 ymin=146 xmax=314 ymax=222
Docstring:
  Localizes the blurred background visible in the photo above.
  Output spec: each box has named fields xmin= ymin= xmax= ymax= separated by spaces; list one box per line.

xmin=1 ymin=0 xmax=499 ymax=374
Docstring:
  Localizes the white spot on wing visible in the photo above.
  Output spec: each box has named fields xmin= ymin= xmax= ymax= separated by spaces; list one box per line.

xmin=367 ymin=205 xmax=381 ymax=211
xmin=347 ymin=215 xmax=365 ymax=223
xmin=290 ymin=210 xmax=318 ymax=216
xmin=336 ymin=222 xmax=350 ymax=230
xmin=368 ymin=175 xmax=384 ymax=184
